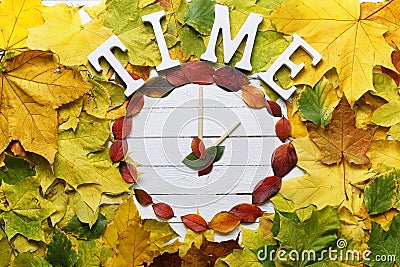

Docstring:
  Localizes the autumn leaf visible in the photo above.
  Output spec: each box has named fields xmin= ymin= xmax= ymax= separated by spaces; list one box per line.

xmin=200 ymin=236 xmax=242 ymax=265
xmin=308 ymin=96 xmax=375 ymax=165
xmin=0 ymin=176 xmax=56 ymax=241
xmin=229 ymin=203 xmax=263 ymax=223
xmin=152 ymin=202 xmax=175 ymax=219
xmin=214 ymin=66 xmax=249 ymax=92
xmin=26 ymin=4 xmax=113 ymax=66
xmin=275 ymin=117 xmax=291 ymax=142
xmin=252 ymin=176 xmax=282 ymax=204
xmin=281 ymin=136 xmax=372 ymax=210
xmin=271 ymin=0 xmax=397 ymax=106
xmin=0 ymin=0 xmax=44 ymax=50
xmin=367 ymin=140 xmax=400 ymax=172
xmin=181 ymin=214 xmax=208 ymax=233
xmin=0 ymin=50 xmax=91 ymax=163
xmin=208 ymin=211 xmax=241 ymax=234
xmin=266 ymin=100 xmax=282 ymax=117
xmin=184 ymin=0 xmax=215 ymax=35
xmin=134 ymin=188 xmax=153 ymax=206
xmin=298 ymin=77 xmax=339 ymax=127
xmin=54 ymin=112 xmax=131 ymax=214
xmin=242 ymin=85 xmax=266 ymax=108
xmin=46 ymin=230 xmax=78 ymax=267
xmin=182 ymin=243 xmax=212 ymax=267
xmin=0 ymin=155 xmax=35 ymax=185
xmin=63 ymin=213 xmax=107 ymax=240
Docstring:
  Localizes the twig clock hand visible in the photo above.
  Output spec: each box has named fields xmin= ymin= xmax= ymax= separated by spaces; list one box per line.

xmin=191 ymin=86 xmax=206 ymax=159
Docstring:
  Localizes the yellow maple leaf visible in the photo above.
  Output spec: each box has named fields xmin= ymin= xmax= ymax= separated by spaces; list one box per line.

xmin=101 ymin=198 xmax=154 ymax=266
xmin=281 ymin=136 xmax=372 ymax=211
xmin=0 ymin=50 xmax=91 ymax=163
xmin=26 ymin=4 xmax=113 ymax=66
xmin=361 ymin=0 xmax=400 ymax=48
xmin=270 ymin=0 xmax=396 ymax=106
xmin=0 ymin=0 xmax=44 ymax=49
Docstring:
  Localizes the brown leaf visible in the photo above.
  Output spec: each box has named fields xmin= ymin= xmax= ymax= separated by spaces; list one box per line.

xmin=200 ymin=236 xmax=242 ymax=265
xmin=165 ymin=66 xmax=191 ymax=87
xmin=9 ymin=141 xmax=27 ymax=157
xmin=126 ymin=63 xmax=150 ymax=81
xmin=382 ymin=51 xmax=400 ymax=86
xmin=152 ymin=202 xmax=175 ymax=219
xmin=308 ymin=96 xmax=374 ymax=165
xmin=271 ymin=143 xmax=298 ymax=177
xmin=213 ymin=66 xmax=249 ymax=92
xmin=181 ymin=214 xmax=208 ymax=233
xmin=134 ymin=189 xmax=153 ymax=206
xmin=139 ymin=77 xmax=175 ymax=98
xmin=181 ymin=61 xmax=215 ymax=85
xmin=228 ymin=203 xmax=263 ymax=223
xmin=208 ymin=212 xmax=241 ymax=234
xmin=241 ymin=85 xmax=267 ymax=108
xmin=110 ymin=139 xmax=127 ymax=162
xmin=198 ymin=163 xmax=213 ymax=176
xmin=266 ymin=100 xmax=282 ymax=117
xmin=149 ymin=252 xmax=182 ymax=267
xmin=112 ymin=116 xmax=132 ymax=140
xmin=275 ymin=117 xmax=291 ymax=142
xmin=119 ymin=161 xmax=138 ymax=183
xmin=191 ymin=137 xmax=206 ymax=159
xmin=252 ymin=176 xmax=282 ymax=204
xmin=182 ymin=243 xmax=211 ymax=267
xmin=126 ymin=91 xmax=144 ymax=117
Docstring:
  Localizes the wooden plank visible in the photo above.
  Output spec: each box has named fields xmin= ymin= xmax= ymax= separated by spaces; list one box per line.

xmin=135 ymin=165 xmax=274 ymax=195
xmin=127 ymin=137 xmax=280 ymax=166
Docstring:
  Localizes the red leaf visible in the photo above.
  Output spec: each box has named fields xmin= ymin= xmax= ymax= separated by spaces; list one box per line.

xmin=266 ymin=100 xmax=282 ymax=117
xmin=229 ymin=203 xmax=263 ymax=223
xmin=208 ymin=211 xmax=241 ymax=234
xmin=200 ymin=236 xmax=242 ymax=266
xmin=110 ymin=140 xmax=127 ymax=162
xmin=119 ymin=161 xmax=138 ymax=183
xmin=214 ymin=66 xmax=249 ymax=92
xmin=112 ymin=116 xmax=132 ymax=140
xmin=242 ymin=85 xmax=266 ymax=108
xmin=181 ymin=214 xmax=208 ymax=232
xmin=198 ymin=163 xmax=213 ymax=176
xmin=126 ymin=91 xmax=144 ymax=117
xmin=252 ymin=176 xmax=282 ymax=204
xmin=134 ymin=188 xmax=153 ymax=206
xmin=191 ymin=137 xmax=206 ymax=159
xmin=166 ymin=66 xmax=191 ymax=87
xmin=152 ymin=202 xmax=174 ymax=219
xmin=275 ymin=117 xmax=291 ymax=142
xmin=271 ymin=143 xmax=298 ymax=177
xmin=181 ymin=61 xmax=215 ymax=85
xmin=139 ymin=77 xmax=175 ymax=98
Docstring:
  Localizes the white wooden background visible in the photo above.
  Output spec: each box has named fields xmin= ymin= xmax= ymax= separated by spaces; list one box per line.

xmin=43 ymin=0 xmax=378 ymax=240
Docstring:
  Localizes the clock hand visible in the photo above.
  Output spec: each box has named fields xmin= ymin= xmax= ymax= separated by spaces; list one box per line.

xmin=214 ymin=121 xmax=241 ymax=146
xmin=191 ymin=85 xmax=206 ymax=159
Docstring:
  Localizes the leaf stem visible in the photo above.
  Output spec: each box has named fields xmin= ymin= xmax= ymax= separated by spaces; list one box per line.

xmin=342 ymin=158 xmax=349 ymax=201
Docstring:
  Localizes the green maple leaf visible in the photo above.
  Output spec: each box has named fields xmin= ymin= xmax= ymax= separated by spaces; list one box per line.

xmin=0 ymin=155 xmax=35 ymax=185
xmin=0 ymin=176 xmax=56 ymax=241
xmin=276 ymin=206 xmax=340 ymax=266
xmin=367 ymin=215 xmax=400 ymax=267
xmin=184 ymin=0 xmax=215 ymax=35
xmin=46 ymin=229 xmax=78 ymax=267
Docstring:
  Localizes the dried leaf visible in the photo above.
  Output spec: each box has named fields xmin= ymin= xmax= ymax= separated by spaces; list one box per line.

xmin=308 ymin=96 xmax=374 ymax=165
xmin=112 ymin=116 xmax=132 ymax=140
xmin=200 ymin=236 xmax=242 ymax=265
xmin=271 ymin=143 xmax=298 ymax=177
xmin=198 ymin=163 xmax=213 ymax=176
xmin=166 ymin=66 xmax=191 ymax=87
xmin=182 ymin=243 xmax=212 ymax=267
xmin=46 ymin=230 xmax=78 ymax=267
xmin=214 ymin=66 xmax=249 ymax=92
xmin=139 ymin=77 xmax=175 ymax=98
xmin=252 ymin=176 xmax=282 ymax=204
xmin=181 ymin=214 xmax=208 ymax=233
xmin=126 ymin=64 xmax=150 ymax=81
xmin=119 ymin=161 xmax=138 ymax=183
xmin=181 ymin=61 xmax=215 ymax=85
xmin=229 ymin=203 xmax=263 ymax=223
xmin=242 ymin=85 xmax=267 ymax=108
xmin=182 ymin=146 xmax=224 ymax=171
xmin=266 ymin=100 xmax=282 ymax=117
xmin=208 ymin=211 xmax=241 ymax=234
xmin=191 ymin=137 xmax=206 ymax=159
xmin=275 ymin=117 xmax=292 ymax=142
xmin=134 ymin=188 xmax=153 ymax=206
xmin=109 ymin=140 xmax=127 ymax=163
xmin=149 ymin=252 xmax=182 ymax=267
xmin=153 ymin=203 xmax=175 ymax=219
xmin=184 ymin=0 xmax=215 ymax=35
xmin=126 ymin=91 xmax=145 ymax=117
